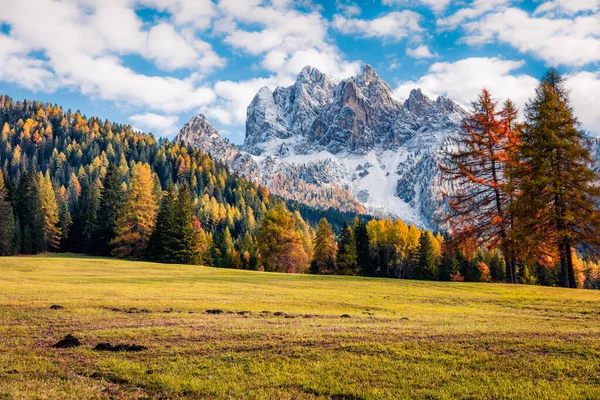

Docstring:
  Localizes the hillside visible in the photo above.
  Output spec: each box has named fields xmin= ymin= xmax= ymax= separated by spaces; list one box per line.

xmin=1 ymin=254 xmax=599 ymax=399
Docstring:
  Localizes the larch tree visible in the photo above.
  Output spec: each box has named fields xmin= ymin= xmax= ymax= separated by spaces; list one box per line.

xmin=38 ymin=172 xmax=61 ymax=251
xmin=0 ymin=171 xmax=15 ymax=255
xmin=310 ymin=218 xmax=337 ymax=274
xmin=257 ymin=202 xmax=308 ymax=273
xmin=111 ymin=163 xmax=158 ymax=259
xmin=440 ymin=89 xmax=520 ymax=283
xmin=510 ymin=69 xmax=600 ymax=288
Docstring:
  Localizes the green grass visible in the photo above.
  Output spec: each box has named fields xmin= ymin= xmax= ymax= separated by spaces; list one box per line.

xmin=1 ymin=254 xmax=599 ymax=399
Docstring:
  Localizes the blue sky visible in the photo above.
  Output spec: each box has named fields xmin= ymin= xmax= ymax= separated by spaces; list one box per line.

xmin=0 ymin=0 xmax=598 ymax=143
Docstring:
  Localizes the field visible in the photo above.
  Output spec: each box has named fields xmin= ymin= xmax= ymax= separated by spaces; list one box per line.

xmin=0 ymin=255 xmax=599 ymax=399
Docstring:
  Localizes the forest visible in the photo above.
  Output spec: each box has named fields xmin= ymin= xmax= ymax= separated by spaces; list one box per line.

xmin=0 ymin=69 xmax=599 ymax=289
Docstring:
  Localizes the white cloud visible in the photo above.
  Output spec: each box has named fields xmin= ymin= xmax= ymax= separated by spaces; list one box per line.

xmin=382 ymin=0 xmax=452 ymax=13
xmin=534 ymin=0 xmax=600 ymax=16
xmin=139 ymin=0 xmax=217 ymax=30
xmin=463 ymin=8 xmax=600 ymax=67
xmin=407 ymin=45 xmax=436 ymax=59
xmin=333 ymin=11 xmax=423 ymax=41
xmin=336 ymin=1 xmax=362 ymax=17
xmin=129 ymin=113 xmax=179 ymax=137
xmin=565 ymin=70 xmax=600 ymax=135
xmin=0 ymin=0 xmax=222 ymax=114
xmin=394 ymin=57 xmax=538 ymax=115
xmin=437 ymin=0 xmax=512 ymax=29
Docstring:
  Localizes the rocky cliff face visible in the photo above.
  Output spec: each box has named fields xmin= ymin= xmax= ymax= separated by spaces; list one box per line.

xmin=176 ymin=65 xmax=468 ymax=228
xmin=174 ymin=114 xmax=260 ymax=181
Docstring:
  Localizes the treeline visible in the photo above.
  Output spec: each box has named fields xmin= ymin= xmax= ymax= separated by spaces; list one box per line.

xmin=441 ymin=69 xmax=600 ymax=289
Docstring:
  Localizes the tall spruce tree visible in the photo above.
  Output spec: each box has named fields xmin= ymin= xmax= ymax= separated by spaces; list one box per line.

xmin=171 ymin=184 xmax=202 ymax=264
xmin=92 ymin=164 xmax=124 ymax=255
xmin=148 ymin=184 xmax=177 ymax=262
xmin=310 ymin=218 xmax=337 ymax=274
xmin=17 ymin=169 xmax=45 ymax=254
xmin=336 ymin=221 xmax=357 ymax=275
xmin=510 ymin=69 xmax=600 ymax=288
xmin=354 ymin=219 xmax=373 ymax=276
xmin=68 ymin=178 xmax=98 ymax=253
xmin=0 ymin=172 xmax=15 ymax=255
xmin=414 ymin=231 xmax=438 ymax=280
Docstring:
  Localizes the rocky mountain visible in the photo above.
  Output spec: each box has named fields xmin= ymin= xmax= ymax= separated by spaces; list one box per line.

xmin=175 ymin=65 xmax=468 ymax=228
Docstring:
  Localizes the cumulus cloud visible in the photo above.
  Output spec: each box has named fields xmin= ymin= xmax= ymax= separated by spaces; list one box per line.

xmin=394 ymin=57 xmax=539 ymax=114
xmin=565 ymin=70 xmax=600 ymax=135
xmin=0 ymin=0 xmax=222 ymax=114
xmin=437 ymin=0 xmax=512 ymax=29
xmin=534 ymin=0 xmax=600 ymax=16
xmin=463 ymin=8 xmax=600 ymax=67
xmin=129 ymin=113 xmax=179 ymax=137
xmin=333 ymin=11 xmax=423 ymax=41
xmin=407 ymin=45 xmax=436 ymax=59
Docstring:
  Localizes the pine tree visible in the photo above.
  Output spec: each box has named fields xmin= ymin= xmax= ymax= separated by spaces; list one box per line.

xmin=17 ymin=169 xmax=45 ymax=254
xmin=68 ymin=177 xmax=98 ymax=253
xmin=336 ymin=221 xmax=357 ymax=275
xmin=92 ymin=164 xmax=124 ymax=255
xmin=171 ymin=184 xmax=202 ymax=264
xmin=441 ymin=89 xmax=520 ymax=283
xmin=148 ymin=184 xmax=177 ymax=262
xmin=510 ymin=69 xmax=600 ymax=288
xmin=257 ymin=202 xmax=308 ymax=273
xmin=414 ymin=231 xmax=438 ymax=280
xmin=354 ymin=219 xmax=372 ymax=276
xmin=0 ymin=172 xmax=15 ymax=255
xmin=310 ymin=218 xmax=337 ymax=274
xmin=38 ymin=172 xmax=61 ymax=251
xmin=111 ymin=163 xmax=158 ymax=259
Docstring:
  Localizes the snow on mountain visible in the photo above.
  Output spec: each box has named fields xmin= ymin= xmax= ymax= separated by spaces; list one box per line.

xmin=176 ymin=65 xmax=468 ymax=228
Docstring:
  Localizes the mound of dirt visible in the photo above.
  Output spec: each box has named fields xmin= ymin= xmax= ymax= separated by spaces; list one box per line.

xmin=49 ymin=305 xmax=64 ymax=310
xmin=53 ymin=334 xmax=81 ymax=348
xmin=94 ymin=342 xmax=147 ymax=352
xmin=205 ymin=309 xmax=224 ymax=315
xmin=340 ymin=314 xmax=351 ymax=318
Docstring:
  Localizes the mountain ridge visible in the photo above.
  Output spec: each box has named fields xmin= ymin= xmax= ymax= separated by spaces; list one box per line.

xmin=175 ymin=64 xmax=468 ymax=227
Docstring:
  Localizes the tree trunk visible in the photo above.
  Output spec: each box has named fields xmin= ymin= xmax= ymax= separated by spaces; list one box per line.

xmin=565 ymin=240 xmax=576 ymax=288
xmin=559 ymin=242 xmax=570 ymax=288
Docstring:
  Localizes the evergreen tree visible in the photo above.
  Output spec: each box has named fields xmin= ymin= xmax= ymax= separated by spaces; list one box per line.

xmin=257 ymin=202 xmax=308 ymax=273
xmin=92 ymin=164 xmax=124 ymax=255
xmin=17 ymin=169 xmax=45 ymax=254
xmin=111 ymin=163 xmax=157 ymax=259
xmin=68 ymin=178 xmax=98 ymax=253
xmin=354 ymin=219 xmax=373 ymax=276
xmin=38 ymin=172 xmax=61 ymax=251
xmin=510 ymin=69 xmax=600 ymax=288
xmin=171 ymin=184 xmax=202 ymax=264
xmin=310 ymin=218 xmax=337 ymax=274
xmin=0 ymin=172 xmax=15 ymax=255
xmin=336 ymin=221 xmax=357 ymax=275
xmin=148 ymin=184 xmax=177 ymax=262
xmin=414 ymin=231 xmax=438 ymax=280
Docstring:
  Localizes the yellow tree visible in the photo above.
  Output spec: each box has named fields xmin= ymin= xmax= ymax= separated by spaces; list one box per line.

xmin=38 ymin=172 xmax=61 ymax=251
xmin=111 ymin=163 xmax=158 ymax=259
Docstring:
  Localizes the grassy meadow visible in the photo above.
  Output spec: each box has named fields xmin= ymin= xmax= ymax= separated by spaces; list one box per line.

xmin=1 ymin=254 xmax=599 ymax=399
